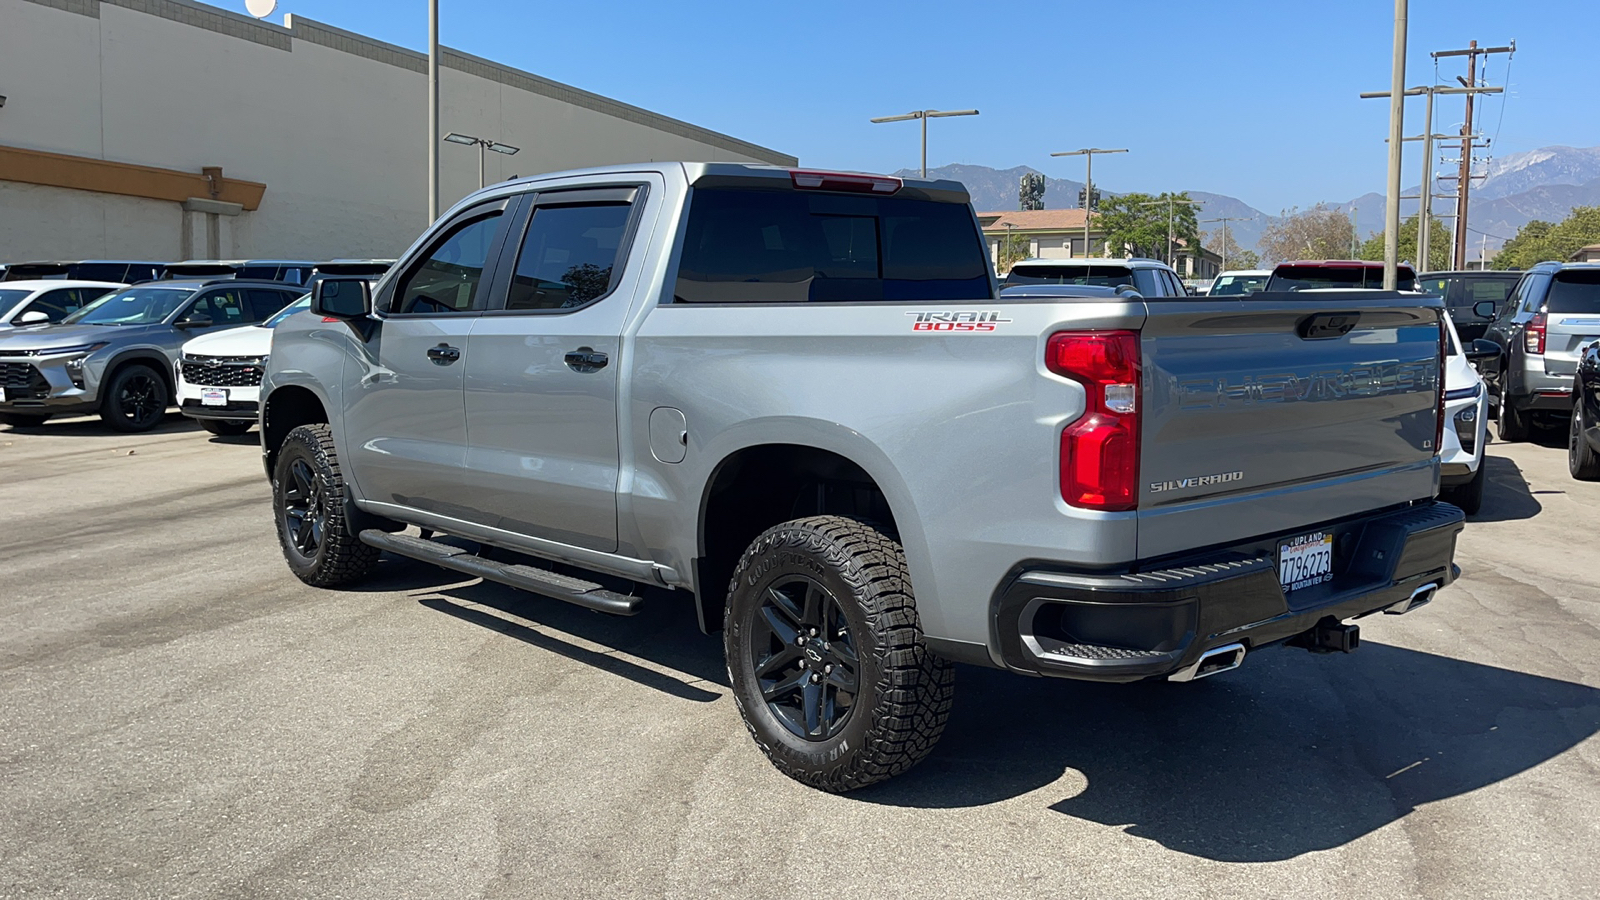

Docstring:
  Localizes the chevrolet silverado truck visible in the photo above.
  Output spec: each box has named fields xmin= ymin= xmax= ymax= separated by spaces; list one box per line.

xmin=259 ymin=163 xmax=1464 ymax=792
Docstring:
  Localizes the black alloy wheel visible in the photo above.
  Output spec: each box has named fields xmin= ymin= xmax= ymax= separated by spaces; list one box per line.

xmin=751 ymin=575 xmax=861 ymax=741
xmin=100 ymin=364 xmax=168 ymax=432
xmin=271 ymin=423 xmax=380 ymax=587
xmin=1570 ymin=397 xmax=1600 ymax=480
xmin=1497 ymin=378 xmax=1528 ymax=442
xmin=281 ymin=456 xmax=328 ymax=558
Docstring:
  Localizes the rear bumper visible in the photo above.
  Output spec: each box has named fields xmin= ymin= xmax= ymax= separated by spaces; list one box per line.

xmin=992 ymin=502 xmax=1464 ymax=682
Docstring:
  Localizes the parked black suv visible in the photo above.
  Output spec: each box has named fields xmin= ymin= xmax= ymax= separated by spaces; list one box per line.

xmin=1417 ymin=270 xmax=1522 ymax=342
xmin=1481 ymin=262 xmax=1600 ymax=440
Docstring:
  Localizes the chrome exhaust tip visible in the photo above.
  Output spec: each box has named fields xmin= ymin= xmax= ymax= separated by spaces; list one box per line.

xmin=1167 ymin=642 xmax=1247 ymax=683
xmin=1384 ymin=582 xmax=1440 ymax=616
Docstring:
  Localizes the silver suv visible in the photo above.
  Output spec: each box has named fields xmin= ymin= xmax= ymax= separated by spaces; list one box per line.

xmin=1482 ymin=262 xmax=1600 ymax=441
xmin=0 ymin=279 xmax=302 ymax=431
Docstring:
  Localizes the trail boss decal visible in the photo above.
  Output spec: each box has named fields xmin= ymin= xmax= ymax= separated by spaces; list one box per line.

xmin=906 ymin=311 xmax=1012 ymax=332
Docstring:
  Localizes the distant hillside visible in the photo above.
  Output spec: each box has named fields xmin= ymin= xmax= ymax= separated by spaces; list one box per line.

xmin=907 ymin=144 xmax=1600 ymax=262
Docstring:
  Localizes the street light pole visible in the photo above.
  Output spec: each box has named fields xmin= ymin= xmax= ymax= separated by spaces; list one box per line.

xmin=1051 ymin=148 xmax=1127 ymax=257
xmin=444 ymin=133 xmax=521 ymax=189
xmin=1139 ymin=197 xmax=1199 ymax=268
xmin=869 ymin=109 xmax=980 ymax=179
xmin=1201 ymin=215 xmax=1254 ymax=273
xmin=428 ymin=0 xmax=439 ymax=222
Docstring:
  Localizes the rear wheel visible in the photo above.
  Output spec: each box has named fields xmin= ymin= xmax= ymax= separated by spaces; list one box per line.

xmin=199 ymin=419 xmax=253 ymax=437
xmin=0 ymin=413 xmax=51 ymax=429
xmin=1569 ymin=398 xmax=1600 ymax=480
xmin=724 ymin=515 xmax=953 ymax=792
xmin=272 ymin=423 xmax=380 ymax=587
xmin=1497 ymin=378 xmax=1528 ymax=442
xmin=99 ymin=364 xmax=168 ymax=432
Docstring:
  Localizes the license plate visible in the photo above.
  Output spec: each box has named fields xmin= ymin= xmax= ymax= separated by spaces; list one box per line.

xmin=201 ymin=388 xmax=228 ymax=407
xmin=1279 ymin=532 xmax=1333 ymax=591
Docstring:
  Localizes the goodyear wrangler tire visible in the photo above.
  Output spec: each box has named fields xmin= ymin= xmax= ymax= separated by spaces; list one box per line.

xmin=724 ymin=515 xmax=954 ymax=792
xmin=272 ymin=423 xmax=380 ymax=587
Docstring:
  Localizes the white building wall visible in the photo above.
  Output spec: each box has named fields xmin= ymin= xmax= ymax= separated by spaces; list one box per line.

xmin=0 ymin=0 xmax=794 ymax=262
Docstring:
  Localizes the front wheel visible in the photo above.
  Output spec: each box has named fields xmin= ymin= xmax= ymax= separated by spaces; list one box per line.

xmin=199 ymin=419 xmax=253 ymax=437
xmin=724 ymin=516 xmax=953 ymax=792
xmin=272 ymin=423 xmax=380 ymax=587
xmin=1570 ymin=398 xmax=1600 ymax=480
xmin=1444 ymin=463 xmax=1486 ymax=515
xmin=99 ymin=364 xmax=168 ymax=432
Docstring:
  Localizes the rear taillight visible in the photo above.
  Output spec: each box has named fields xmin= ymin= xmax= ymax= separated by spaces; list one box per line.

xmin=789 ymin=170 xmax=902 ymax=194
xmin=1047 ymin=330 xmax=1141 ymax=511
xmin=1526 ymin=312 xmax=1547 ymax=355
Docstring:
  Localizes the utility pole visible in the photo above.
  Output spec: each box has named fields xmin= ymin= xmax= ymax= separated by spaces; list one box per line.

xmin=1201 ymin=215 xmax=1254 ymax=272
xmin=1351 ymin=204 xmax=1359 ymax=257
xmin=1433 ymin=40 xmax=1514 ymax=268
xmin=1382 ymin=0 xmax=1407 ymax=290
xmin=1051 ymin=148 xmax=1128 ymax=257
xmin=869 ymin=109 xmax=980 ymax=179
xmin=1363 ymin=84 xmax=1499 ymax=271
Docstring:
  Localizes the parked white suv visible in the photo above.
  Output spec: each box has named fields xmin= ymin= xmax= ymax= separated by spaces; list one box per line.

xmin=176 ymin=293 xmax=309 ymax=435
xmin=0 ymin=280 xmax=123 ymax=328
xmin=1001 ymin=257 xmax=1188 ymax=297
xmin=1440 ymin=318 xmax=1496 ymax=513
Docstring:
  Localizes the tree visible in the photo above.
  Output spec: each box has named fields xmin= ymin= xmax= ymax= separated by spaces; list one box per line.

xmin=1204 ymin=227 xmax=1260 ymax=270
xmin=1095 ymin=191 xmax=1199 ymax=261
xmin=1258 ymin=205 xmax=1354 ymax=264
xmin=996 ymin=234 xmax=1031 ymax=272
xmin=1357 ymin=215 xmax=1451 ymax=271
xmin=1493 ymin=207 xmax=1600 ymax=269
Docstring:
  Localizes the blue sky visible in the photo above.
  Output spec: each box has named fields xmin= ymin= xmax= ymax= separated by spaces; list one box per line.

xmin=256 ymin=0 xmax=1591 ymax=212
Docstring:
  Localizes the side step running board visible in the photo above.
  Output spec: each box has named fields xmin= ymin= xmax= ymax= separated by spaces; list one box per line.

xmin=359 ymin=530 xmax=642 ymax=616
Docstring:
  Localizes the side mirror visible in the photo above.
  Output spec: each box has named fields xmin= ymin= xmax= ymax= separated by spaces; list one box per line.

xmin=16 ymin=310 xmax=49 ymax=325
xmin=175 ymin=312 xmax=213 ymax=329
xmin=313 ymin=278 xmax=372 ymax=319
xmin=1465 ymin=338 xmax=1501 ymax=362
xmin=1473 ymin=300 xmax=1496 ymax=319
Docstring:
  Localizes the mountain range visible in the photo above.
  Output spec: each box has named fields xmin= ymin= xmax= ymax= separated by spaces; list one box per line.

xmin=898 ymin=144 xmax=1600 ymax=263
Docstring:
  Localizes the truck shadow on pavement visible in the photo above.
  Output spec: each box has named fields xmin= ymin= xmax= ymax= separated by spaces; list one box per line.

xmin=366 ymin=555 xmax=728 ymax=702
xmin=1474 ymin=454 xmax=1543 ymax=522
xmin=859 ymin=643 xmax=1600 ymax=862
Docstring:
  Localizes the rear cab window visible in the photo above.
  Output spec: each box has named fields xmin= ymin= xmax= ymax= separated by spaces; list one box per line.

xmin=1267 ymin=266 xmax=1416 ymax=292
xmin=1005 ymin=264 xmax=1136 ymax=290
xmin=673 ymin=188 xmax=990 ymax=303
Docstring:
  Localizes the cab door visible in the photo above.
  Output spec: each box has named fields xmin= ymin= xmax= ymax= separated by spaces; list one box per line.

xmin=459 ymin=184 xmax=650 ymax=553
xmin=340 ymin=199 xmax=513 ymax=516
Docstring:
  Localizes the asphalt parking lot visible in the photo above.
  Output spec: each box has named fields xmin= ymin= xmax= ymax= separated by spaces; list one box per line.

xmin=2 ymin=415 xmax=1597 ymax=899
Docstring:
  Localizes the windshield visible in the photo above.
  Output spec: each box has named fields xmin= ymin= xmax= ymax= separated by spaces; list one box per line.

xmin=63 ymin=287 xmax=192 ymax=325
xmin=1268 ymin=266 xmax=1415 ymax=292
xmin=1546 ymin=270 xmax=1600 ymax=314
xmin=1209 ymin=274 xmax=1269 ymax=296
xmin=1004 ymin=265 xmax=1136 ymax=288
xmin=1418 ymin=274 xmax=1518 ymax=309
xmin=0 ymin=289 xmax=31 ymax=312
xmin=263 ymin=293 xmax=312 ymax=327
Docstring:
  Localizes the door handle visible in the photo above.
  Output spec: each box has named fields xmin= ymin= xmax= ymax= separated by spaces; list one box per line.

xmin=427 ymin=343 xmax=461 ymax=365
xmin=564 ymin=347 xmax=609 ymax=373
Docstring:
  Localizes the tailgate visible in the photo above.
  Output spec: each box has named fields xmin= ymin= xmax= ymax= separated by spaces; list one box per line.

xmin=1137 ymin=293 xmax=1443 ymax=558
xmin=1542 ymin=270 xmax=1600 ymax=375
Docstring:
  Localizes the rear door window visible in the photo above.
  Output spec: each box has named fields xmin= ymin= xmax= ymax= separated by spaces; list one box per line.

xmin=505 ymin=202 xmax=634 ymax=311
xmin=674 ymin=188 xmax=990 ymax=302
xmin=188 ymin=289 xmax=252 ymax=325
xmin=246 ymin=289 xmax=298 ymax=320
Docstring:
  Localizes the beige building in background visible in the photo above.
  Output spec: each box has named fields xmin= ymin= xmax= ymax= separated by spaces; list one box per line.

xmin=0 ymin=0 xmax=794 ymax=263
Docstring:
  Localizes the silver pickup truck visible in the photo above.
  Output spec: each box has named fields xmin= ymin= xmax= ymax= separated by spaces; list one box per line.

xmin=260 ymin=163 xmax=1464 ymax=792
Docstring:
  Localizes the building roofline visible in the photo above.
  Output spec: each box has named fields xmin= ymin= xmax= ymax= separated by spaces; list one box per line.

xmin=22 ymin=0 xmax=797 ymax=167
